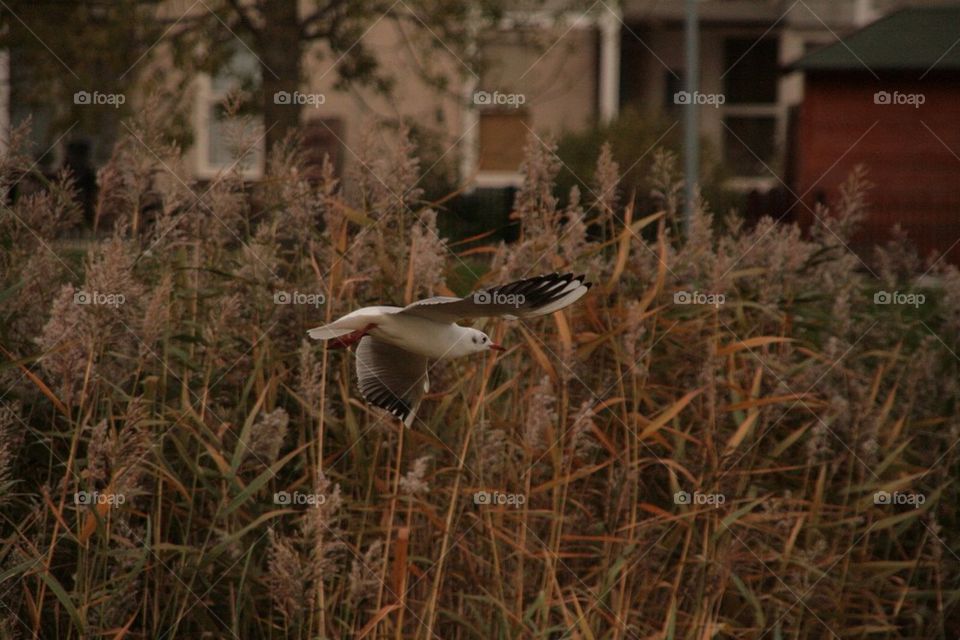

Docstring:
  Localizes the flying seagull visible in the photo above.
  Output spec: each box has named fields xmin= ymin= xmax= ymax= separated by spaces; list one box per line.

xmin=308 ymin=272 xmax=591 ymax=426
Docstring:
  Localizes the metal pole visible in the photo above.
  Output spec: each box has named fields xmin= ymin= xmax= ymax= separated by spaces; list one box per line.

xmin=683 ymin=0 xmax=699 ymax=230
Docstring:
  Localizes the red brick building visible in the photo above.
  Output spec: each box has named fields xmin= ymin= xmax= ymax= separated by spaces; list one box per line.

xmin=790 ymin=7 xmax=960 ymax=264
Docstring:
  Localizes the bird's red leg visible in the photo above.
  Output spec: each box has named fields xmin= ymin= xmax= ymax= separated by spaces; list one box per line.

xmin=327 ymin=323 xmax=377 ymax=349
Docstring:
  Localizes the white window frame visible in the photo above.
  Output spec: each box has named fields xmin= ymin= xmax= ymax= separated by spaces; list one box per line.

xmin=719 ymin=31 xmax=785 ymax=190
xmin=193 ymin=72 xmax=264 ymax=181
xmin=721 ymin=102 xmax=782 ymax=190
xmin=474 ymin=170 xmax=525 ymax=188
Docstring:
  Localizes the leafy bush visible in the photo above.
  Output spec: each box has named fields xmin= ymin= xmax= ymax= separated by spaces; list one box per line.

xmin=1 ymin=102 xmax=958 ymax=639
xmin=555 ymin=106 xmax=741 ymax=217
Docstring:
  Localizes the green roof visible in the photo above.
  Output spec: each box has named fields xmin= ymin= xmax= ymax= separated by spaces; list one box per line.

xmin=794 ymin=7 xmax=960 ymax=72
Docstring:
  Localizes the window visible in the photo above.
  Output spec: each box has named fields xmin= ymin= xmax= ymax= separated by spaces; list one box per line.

xmin=721 ymin=37 xmax=781 ymax=180
xmin=475 ymin=109 xmax=531 ymax=187
xmin=195 ymin=47 xmax=264 ymax=179
xmin=724 ymin=38 xmax=779 ymax=104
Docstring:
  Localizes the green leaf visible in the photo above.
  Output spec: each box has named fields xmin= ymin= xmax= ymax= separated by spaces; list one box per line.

xmin=39 ymin=570 xmax=84 ymax=633
xmin=225 ymin=443 xmax=309 ymax=516
xmin=229 ymin=384 xmax=270 ymax=477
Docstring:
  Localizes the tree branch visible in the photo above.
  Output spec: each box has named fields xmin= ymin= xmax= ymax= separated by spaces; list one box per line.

xmin=225 ymin=0 xmax=263 ymax=36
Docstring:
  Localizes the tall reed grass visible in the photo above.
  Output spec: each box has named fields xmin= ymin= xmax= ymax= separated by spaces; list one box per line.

xmin=1 ymin=103 xmax=958 ymax=638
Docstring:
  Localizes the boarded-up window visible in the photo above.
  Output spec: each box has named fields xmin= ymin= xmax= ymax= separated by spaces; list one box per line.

xmin=478 ymin=110 xmax=531 ymax=172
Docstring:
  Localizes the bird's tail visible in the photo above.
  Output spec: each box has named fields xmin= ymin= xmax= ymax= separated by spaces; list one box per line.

xmin=308 ymin=307 xmax=393 ymax=341
xmin=307 ymin=316 xmax=370 ymax=341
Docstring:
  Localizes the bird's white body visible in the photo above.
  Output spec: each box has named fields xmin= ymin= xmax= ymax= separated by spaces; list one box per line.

xmin=367 ymin=309 xmax=478 ymax=360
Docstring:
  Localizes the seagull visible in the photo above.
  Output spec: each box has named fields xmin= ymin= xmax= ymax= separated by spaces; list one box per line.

xmin=308 ymin=272 xmax=591 ymax=426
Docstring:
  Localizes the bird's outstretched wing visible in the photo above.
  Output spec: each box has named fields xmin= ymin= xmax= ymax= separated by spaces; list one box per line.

xmin=399 ymin=273 xmax=591 ymax=323
xmin=355 ymin=336 xmax=429 ymax=427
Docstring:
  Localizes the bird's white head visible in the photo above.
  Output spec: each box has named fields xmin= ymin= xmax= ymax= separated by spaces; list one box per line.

xmin=454 ymin=327 xmax=505 ymax=357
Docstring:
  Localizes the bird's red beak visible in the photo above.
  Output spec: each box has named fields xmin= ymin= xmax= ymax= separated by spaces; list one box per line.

xmin=488 ymin=342 xmax=506 ymax=352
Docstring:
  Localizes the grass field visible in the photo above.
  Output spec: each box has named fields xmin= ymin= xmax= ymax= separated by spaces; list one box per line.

xmin=1 ymin=111 xmax=959 ymax=639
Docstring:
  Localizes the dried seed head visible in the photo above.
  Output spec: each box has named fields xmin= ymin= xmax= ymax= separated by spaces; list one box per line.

xmin=37 ymin=284 xmax=89 ymax=404
xmin=0 ymin=403 xmax=24 ymax=498
xmin=298 ymin=339 xmax=324 ymax=411
xmin=475 ymin=420 xmax=511 ymax=479
xmin=140 ymin=272 xmax=173 ymax=354
xmin=569 ymin=400 xmax=599 ymax=460
xmin=265 ymin=529 xmax=305 ymax=620
xmin=248 ymin=408 xmax=289 ymax=467
xmin=301 ymin=471 xmax=346 ymax=581
xmin=116 ymin=404 xmax=152 ymax=501
xmin=593 ymin=143 xmax=620 ymax=220
xmin=409 ymin=210 xmax=447 ymax=297
xmin=400 ymin=456 xmax=431 ymax=497
xmin=524 ymin=376 xmax=556 ymax=453
xmin=347 ymin=539 xmax=384 ymax=605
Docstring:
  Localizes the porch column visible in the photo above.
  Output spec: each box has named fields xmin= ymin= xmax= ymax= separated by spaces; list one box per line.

xmin=598 ymin=6 xmax=621 ymax=123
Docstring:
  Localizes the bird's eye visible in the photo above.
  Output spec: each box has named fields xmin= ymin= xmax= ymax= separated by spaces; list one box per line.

xmin=482 ymin=336 xmax=487 ymax=343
